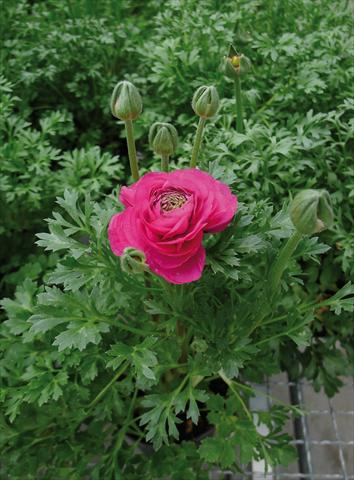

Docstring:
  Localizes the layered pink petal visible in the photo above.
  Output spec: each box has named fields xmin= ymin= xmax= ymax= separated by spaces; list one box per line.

xmin=205 ymin=180 xmax=238 ymax=232
xmin=144 ymin=200 xmax=194 ymax=239
xmin=109 ymin=168 xmax=237 ymax=284
xmin=108 ymin=208 xmax=146 ymax=255
xmin=120 ymin=172 xmax=168 ymax=207
xmin=148 ymin=244 xmax=206 ymax=284
xmin=147 ymin=231 xmax=204 ymax=269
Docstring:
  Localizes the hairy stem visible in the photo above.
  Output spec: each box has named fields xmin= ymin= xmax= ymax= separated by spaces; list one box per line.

xmin=234 ymin=76 xmax=243 ymax=133
xmin=219 ymin=370 xmax=252 ymax=421
xmin=268 ymin=230 xmax=303 ymax=297
xmin=87 ymin=362 xmax=129 ymax=410
xmin=110 ymin=386 xmax=138 ymax=465
xmin=161 ymin=153 xmax=169 ymax=172
xmin=253 ymin=315 xmax=311 ymax=347
xmin=190 ymin=117 xmax=206 ymax=168
xmin=232 ymin=379 xmax=302 ymax=415
xmin=125 ymin=119 xmax=139 ymax=182
xmin=246 ymin=230 xmax=303 ymax=337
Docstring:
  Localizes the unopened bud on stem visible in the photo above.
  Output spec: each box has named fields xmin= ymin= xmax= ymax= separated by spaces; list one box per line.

xmin=192 ymin=85 xmax=219 ymax=119
xmin=290 ymin=189 xmax=334 ymax=235
xmin=190 ymin=86 xmax=219 ymax=168
xmin=110 ymin=80 xmax=142 ymax=121
xmin=149 ymin=122 xmax=178 ymax=157
xmin=222 ymin=44 xmax=251 ymax=80
xmin=110 ymin=80 xmax=141 ymax=182
xmin=120 ymin=247 xmax=148 ymax=275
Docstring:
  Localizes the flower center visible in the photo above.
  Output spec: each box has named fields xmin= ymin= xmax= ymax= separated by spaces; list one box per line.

xmin=230 ymin=55 xmax=240 ymax=67
xmin=159 ymin=190 xmax=188 ymax=212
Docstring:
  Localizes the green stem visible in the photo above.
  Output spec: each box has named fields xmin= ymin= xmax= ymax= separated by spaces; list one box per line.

xmin=234 ymin=76 xmax=243 ymax=133
xmin=110 ymin=387 xmax=138 ymax=462
xmin=219 ymin=370 xmax=252 ymax=421
xmin=190 ymin=117 xmax=206 ymax=168
xmin=87 ymin=362 xmax=129 ymax=410
xmin=253 ymin=315 xmax=311 ymax=348
xmin=170 ymin=375 xmax=189 ymax=404
xmin=174 ymin=285 xmax=190 ymax=363
xmin=125 ymin=119 xmax=139 ymax=182
xmin=245 ymin=229 xmax=303 ymax=337
xmin=246 ymin=294 xmax=333 ymax=338
xmin=116 ymin=314 xmax=156 ymax=337
xmin=161 ymin=154 xmax=169 ymax=172
xmin=232 ymin=379 xmax=302 ymax=415
xmin=268 ymin=230 xmax=303 ymax=297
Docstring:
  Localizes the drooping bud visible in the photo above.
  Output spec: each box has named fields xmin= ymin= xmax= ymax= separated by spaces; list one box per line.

xmin=148 ymin=122 xmax=178 ymax=157
xmin=192 ymin=85 xmax=219 ymax=119
xmin=222 ymin=44 xmax=251 ymax=79
xmin=290 ymin=189 xmax=334 ymax=235
xmin=110 ymin=80 xmax=142 ymax=121
xmin=120 ymin=247 xmax=148 ymax=274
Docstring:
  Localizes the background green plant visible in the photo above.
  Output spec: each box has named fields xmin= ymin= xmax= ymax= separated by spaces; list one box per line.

xmin=1 ymin=0 xmax=353 ymax=477
xmin=0 ymin=76 xmax=123 ymax=300
xmin=1 ymin=189 xmax=353 ymax=477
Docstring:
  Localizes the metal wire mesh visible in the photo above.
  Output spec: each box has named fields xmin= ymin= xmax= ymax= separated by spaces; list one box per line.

xmin=210 ymin=376 xmax=354 ymax=480
xmin=261 ymin=377 xmax=353 ymax=480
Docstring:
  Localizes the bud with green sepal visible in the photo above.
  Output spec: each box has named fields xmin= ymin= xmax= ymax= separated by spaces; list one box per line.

xmin=222 ymin=45 xmax=251 ymax=134
xmin=290 ymin=189 xmax=334 ymax=235
xmin=191 ymin=339 xmax=208 ymax=353
xmin=120 ymin=247 xmax=148 ymax=275
xmin=149 ymin=122 xmax=178 ymax=172
xmin=110 ymin=80 xmax=142 ymax=121
xmin=268 ymin=189 xmax=334 ymax=297
xmin=190 ymin=85 xmax=219 ymax=168
xmin=223 ymin=44 xmax=251 ymax=80
xmin=192 ymin=85 xmax=219 ymax=119
xmin=110 ymin=80 xmax=142 ymax=182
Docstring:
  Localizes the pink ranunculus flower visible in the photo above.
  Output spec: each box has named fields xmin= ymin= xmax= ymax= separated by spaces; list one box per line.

xmin=108 ymin=169 xmax=237 ymax=284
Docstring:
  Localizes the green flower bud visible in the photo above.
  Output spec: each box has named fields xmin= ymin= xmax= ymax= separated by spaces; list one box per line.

xmin=120 ymin=247 xmax=148 ymax=275
xmin=290 ymin=189 xmax=334 ymax=235
xmin=222 ymin=45 xmax=251 ymax=79
xmin=148 ymin=122 xmax=178 ymax=157
xmin=192 ymin=85 xmax=219 ymax=119
xmin=110 ymin=80 xmax=142 ymax=121
xmin=191 ymin=339 xmax=208 ymax=353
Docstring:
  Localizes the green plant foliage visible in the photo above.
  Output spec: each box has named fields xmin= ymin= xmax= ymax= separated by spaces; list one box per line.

xmin=0 ymin=1 xmax=156 ymax=146
xmin=1 ymin=190 xmax=353 ymax=476
xmin=0 ymin=77 xmax=123 ymax=289
xmin=1 ymin=0 xmax=353 ymax=477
